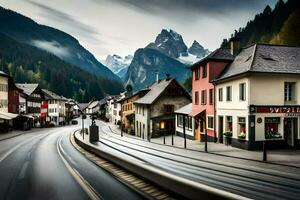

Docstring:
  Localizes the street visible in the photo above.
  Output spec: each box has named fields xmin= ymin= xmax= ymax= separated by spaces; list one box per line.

xmin=0 ymin=125 xmax=144 ymax=200
xmin=81 ymin=119 xmax=300 ymax=200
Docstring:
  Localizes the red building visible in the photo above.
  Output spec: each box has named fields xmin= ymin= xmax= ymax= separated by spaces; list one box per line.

xmin=8 ymin=77 xmax=21 ymax=114
xmin=190 ymin=48 xmax=234 ymax=141
xmin=40 ymin=100 xmax=48 ymax=127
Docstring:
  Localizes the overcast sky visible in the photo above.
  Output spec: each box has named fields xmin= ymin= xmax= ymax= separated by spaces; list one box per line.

xmin=0 ymin=0 xmax=277 ymax=60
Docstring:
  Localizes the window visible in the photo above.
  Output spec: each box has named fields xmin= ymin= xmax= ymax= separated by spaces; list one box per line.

xmin=201 ymin=90 xmax=206 ymax=105
xmin=239 ymin=83 xmax=246 ymax=101
xmin=209 ymin=89 xmax=213 ymax=105
xmin=207 ymin=116 xmax=214 ymax=129
xmin=164 ymin=105 xmax=174 ymax=114
xmin=265 ymin=117 xmax=281 ymax=139
xmin=226 ymin=116 xmax=232 ymax=132
xmin=202 ymin=64 xmax=207 ymax=78
xmin=284 ymin=82 xmax=295 ymax=102
xmin=177 ymin=115 xmax=183 ymax=127
xmin=194 ymin=91 xmax=199 ymax=105
xmin=194 ymin=68 xmax=200 ymax=80
xmin=188 ymin=117 xmax=192 ymax=130
xmin=218 ymin=88 xmax=223 ymax=102
xmin=238 ymin=117 xmax=246 ymax=138
xmin=226 ymin=86 xmax=232 ymax=101
xmin=142 ymin=106 xmax=145 ymax=116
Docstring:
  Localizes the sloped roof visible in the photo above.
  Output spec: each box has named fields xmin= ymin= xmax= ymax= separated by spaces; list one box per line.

xmin=78 ymin=103 xmax=89 ymax=111
xmin=87 ymin=101 xmax=100 ymax=109
xmin=175 ymin=103 xmax=192 ymax=115
xmin=191 ymin=48 xmax=234 ymax=69
xmin=215 ymin=44 xmax=300 ymax=82
xmin=42 ymin=89 xmax=65 ymax=100
xmin=16 ymin=83 xmax=39 ymax=96
xmin=134 ymin=78 xmax=188 ymax=105
xmin=0 ymin=71 xmax=9 ymax=77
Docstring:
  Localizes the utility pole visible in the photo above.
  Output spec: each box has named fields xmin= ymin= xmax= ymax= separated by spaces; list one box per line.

xmin=183 ymin=115 xmax=186 ymax=149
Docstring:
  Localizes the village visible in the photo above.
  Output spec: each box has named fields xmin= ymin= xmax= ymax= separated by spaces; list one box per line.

xmin=1 ymin=39 xmax=299 ymax=156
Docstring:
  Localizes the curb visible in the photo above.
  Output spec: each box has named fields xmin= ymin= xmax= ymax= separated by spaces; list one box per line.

xmin=74 ymin=133 xmax=250 ymax=200
xmin=0 ymin=132 xmax=23 ymax=141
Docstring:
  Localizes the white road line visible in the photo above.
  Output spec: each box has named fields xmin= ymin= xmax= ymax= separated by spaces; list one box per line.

xmin=18 ymin=161 xmax=29 ymax=180
xmin=57 ymin=136 xmax=103 ymax=200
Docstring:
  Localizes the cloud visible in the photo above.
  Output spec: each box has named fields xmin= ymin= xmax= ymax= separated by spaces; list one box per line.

xmin=26 ymin=0 xmax=99 ymax=39
xmin=96 ymin=0 xmax=276 ymax=19
xmin=31 ymin=40 xmax=71 ymax=59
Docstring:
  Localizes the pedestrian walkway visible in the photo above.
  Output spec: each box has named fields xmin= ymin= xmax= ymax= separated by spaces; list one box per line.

xmin=0 ymin=130 xmax=24 ymax=141
xmin=104 ymin=121 xmax=300 ymax=168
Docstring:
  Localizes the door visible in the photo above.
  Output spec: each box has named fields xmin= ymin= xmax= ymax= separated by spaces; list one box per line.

xmin=284 ymin=118 xmax=297 ymax=147
xmin=218 ymin=116 xmax=224 ymax=143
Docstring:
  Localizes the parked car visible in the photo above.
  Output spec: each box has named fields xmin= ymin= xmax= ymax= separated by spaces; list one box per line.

xmin=71 ymin=120 xmax=78 ymax=125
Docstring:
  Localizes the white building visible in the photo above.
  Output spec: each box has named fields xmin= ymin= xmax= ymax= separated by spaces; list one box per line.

xmin=175 ymin=103 xmax=194 ymax=139
xmin=214 ymin=44 xmax=300 ymax=150
xmin=85 ymin=101 xmax=100 ymax=115
xmin=42 ymin=89 xmax=67 ymax=126
xmin=134 ymin=78 xmax=191 ymax=140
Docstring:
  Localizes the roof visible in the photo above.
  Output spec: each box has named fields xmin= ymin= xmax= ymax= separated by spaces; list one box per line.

xmin=215 ymin=44 xmax=300 ymax=82
xmin=134 ymin=78 xmax=173 ymax=105
xmin=117 ymin=89 xmax=150 ymax=103
xmin=0 ymin=111 xmax=18 ymax=120
xmin=0 ymin=71 xmax=9 ymax=78
xmin=78 ymin=103 xmax=89 ymax=111
xmin=175 ymin=103 xmax=192 ymax=115
xmin=16 ymin=83 xmax=39 ymax=96
xmin=87 ymin=101 xmax=100 ymax=109
xmin=191 ymin=48 xmax=234 ymax=69
xmin=42 ymin=89 xmax=66 ymax=101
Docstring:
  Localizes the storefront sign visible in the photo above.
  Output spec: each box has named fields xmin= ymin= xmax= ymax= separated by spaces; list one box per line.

xmin=285 ymin=113 xmax=300 ymax=117
xmin=252 ymin=106 xmax=300 ymax=114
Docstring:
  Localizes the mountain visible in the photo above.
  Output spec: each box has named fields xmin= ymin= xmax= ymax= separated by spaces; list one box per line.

xmin=0 ymin=33 xmax=124 ymax=102
xmin=221 ymin=0 xmax=300 ymax=48
xmin=188 ymin=40 xmax=210 ymax=58
xmin=104 ymin=54 xmax=133 ymax=79
xmin=124 ymin=48 xmax=189 ymax=91
xmin=0 ymin=6 xmax=120 ymax=81
xmin=124 ymin=29 xmax=209 ymax=90
xmin=147 ymin=29 xmax=188 ymax=58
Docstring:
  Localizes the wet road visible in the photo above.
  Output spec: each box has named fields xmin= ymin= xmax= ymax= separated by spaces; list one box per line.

xmin=0 ymin=125 xmax=144 ymax=200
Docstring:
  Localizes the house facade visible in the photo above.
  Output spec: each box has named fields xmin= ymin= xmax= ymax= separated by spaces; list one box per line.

xmin=119 ymin=89 xmax=149 ymax=134
xmin=175 ymin=103 xmax=194 ymax=139
xmin=134 ymin=78 xmax=191 ymax=140
xmin=42 ymin=89 xmax=66 ymax=126
xmin=214 ymin=44 xmax=300 ymax=149
xmin=0 ymin=71 xmax=8 ymax=113
xmin=190 ymin=48 xmax=234 ymax=141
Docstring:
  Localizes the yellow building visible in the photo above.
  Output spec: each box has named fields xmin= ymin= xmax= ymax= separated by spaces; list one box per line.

xmin=119 ymin=89 xmax=149 ymax=134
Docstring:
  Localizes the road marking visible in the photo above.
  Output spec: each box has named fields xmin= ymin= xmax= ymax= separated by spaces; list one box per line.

xmin=18 ymin=161 xmax=29 ymax=179
xmin=57 ymin=136 xmax=103 ymax=200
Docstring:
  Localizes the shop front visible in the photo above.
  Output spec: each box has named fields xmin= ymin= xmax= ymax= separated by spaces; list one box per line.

xmin=250 ymin=105 xmax=300 ymax=149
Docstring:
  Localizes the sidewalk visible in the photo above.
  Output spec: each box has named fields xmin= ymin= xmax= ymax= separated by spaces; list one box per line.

xmin=106 ymin=121 xmax=300 ymax=168
xmin=0 ymin=130 xmax=25 ymax=141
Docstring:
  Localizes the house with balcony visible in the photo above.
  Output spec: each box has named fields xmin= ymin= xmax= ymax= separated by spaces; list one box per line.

xmin=134 ymin=77 xmax=191 ymax=140
xmin=190 ymin=47 xmax=234 ymax=142
xmin=42 ymin=89 xmax=67 ymax=126
xmin=213 ymin=44 xmax=300 ymax=150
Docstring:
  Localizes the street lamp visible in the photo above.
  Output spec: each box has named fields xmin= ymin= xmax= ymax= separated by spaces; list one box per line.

xmin=160 ymin=121 xmax=166 ymax=144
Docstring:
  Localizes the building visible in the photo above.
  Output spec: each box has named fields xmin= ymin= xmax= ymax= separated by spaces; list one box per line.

xmin=119 ymin=89 xmax=149 ymax=134
xmin=175 ymin=103 xmax=194 ymax=139
xmin=42 ymin=89 xmax=67 ymax=126
xmin=134 ymin=77 xmax=191 ymax=140
xmin=85 ymin=100 xmax=101 ymax=115
xmin=16 ymin=84 xmax=45 ymax=127
xmin=112 ymin=93 xmax=125 ymax=125
xmin=8 ymin=77 xmax=22 ymax=114
xmin=190 ymin=47 xmax=234 ymax=141
xmin=214 ymin=44 xmax=300 ymax=149
xmin=0 ymin=71 xmax=19 ymax=132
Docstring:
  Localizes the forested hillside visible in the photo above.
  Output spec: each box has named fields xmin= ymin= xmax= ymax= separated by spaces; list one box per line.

xmin=0 ymin=33 xmax=124 ymax=102
xmin=221 ymin=0 xmax=300 ymax=47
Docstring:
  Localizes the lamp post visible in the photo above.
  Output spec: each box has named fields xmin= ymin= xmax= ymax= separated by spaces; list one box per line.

xmin=82 ymin=114 xmax=85 ymax=140
xmin=183 ymin=115 xmax=186 ymax=149
xmin=205 ymin=129 xmax=208 ymax=152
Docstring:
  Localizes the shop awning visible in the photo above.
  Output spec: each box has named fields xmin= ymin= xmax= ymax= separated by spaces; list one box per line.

xmin=189 ymin=107 xmax=206 ymax=117
xmin=0 ymin=111 xmax=19 ymax=120
xmin=21 ymin=114 xmax=35 ymax=119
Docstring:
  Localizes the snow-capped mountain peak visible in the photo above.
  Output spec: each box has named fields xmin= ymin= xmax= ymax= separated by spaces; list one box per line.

xmin=104 ymin=54 xmax=133 ymax=79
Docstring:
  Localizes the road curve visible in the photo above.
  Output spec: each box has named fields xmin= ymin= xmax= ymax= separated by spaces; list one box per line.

xmin=0 ymin=126 xmax=144 ymax=200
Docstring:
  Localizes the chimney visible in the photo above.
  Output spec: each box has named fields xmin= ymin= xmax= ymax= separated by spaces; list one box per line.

xmin=230 ymin=37 xmax=240 ymax=56
xmin=166 ymin=73 xmax=171 ymax=80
